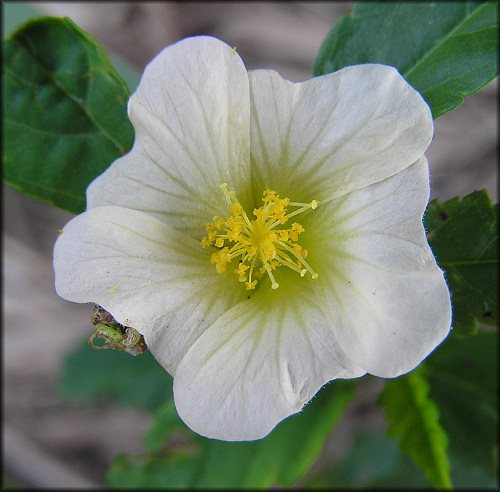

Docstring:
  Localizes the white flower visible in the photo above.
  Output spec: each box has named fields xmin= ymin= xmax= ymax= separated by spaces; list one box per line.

xmin=53 ymin=36 xmax=451 ymax=441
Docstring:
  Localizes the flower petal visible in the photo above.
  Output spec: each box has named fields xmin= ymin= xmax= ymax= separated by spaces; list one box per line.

xmin=53 ymin=206 xmax=248 ymax=373
xmin=173 ymin=282 xmax=365 ymax=441
xmin=87 ymin=36 xmax=252 ymax=240
xmin=309 ymin=157 xmax=451 ymax=377
xmin=249 ymin=65 xmax=433 ymax=203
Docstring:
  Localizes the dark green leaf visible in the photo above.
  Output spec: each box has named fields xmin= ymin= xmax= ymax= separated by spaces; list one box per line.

xmin=303 ymin=430 xmax=497 ymax=488
xmin=305 ymin=432 xmax=430 ymax=488
xmin=141 ymin=400 xmax=185 ymax=453
xmin=61 ymin=338 xmax=172 ymax=412
xmin=107 ymin=380 xmax=357 ymax=488
xmin=424 ymin=190 xmax=498 ymax=334
xmin=425 ymin=329 xmax=497 ymax=478
xmin=313 ymin=2 xmax=499 ymax=119
xmin=378 ymin=370 xmax=452 ymax=489
xmin=3 ymin=3 xmax=142 ymax=93
xmin=3 ymin=16 xmax=135 ymax=214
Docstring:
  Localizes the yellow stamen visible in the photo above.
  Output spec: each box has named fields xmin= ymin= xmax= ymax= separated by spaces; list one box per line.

xmin=201 ymin=184 xmax=319 ymax=290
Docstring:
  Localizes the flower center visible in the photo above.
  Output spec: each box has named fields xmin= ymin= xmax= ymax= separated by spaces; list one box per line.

xmin=201 ymin=183 xmax=319 ymax=290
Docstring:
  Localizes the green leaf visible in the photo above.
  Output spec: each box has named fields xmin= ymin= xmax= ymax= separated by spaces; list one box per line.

xmin=425 ymin=329 xmax=497 ymax=478
xmin=424 ymin=190 xmax=498 ymax=334
xmin=378 ymin=370 xmax=452 ymax=489
xmin=313 ymin=2 xmax=499 ymax=119
xmin=3 ymin=3 xmax=142 ymax=93
xmin=107 ymin=380 xmax=357 ymax=488
xmin=3 ymin=16 xmax=134 ymax=214
xmin=141 ymin=400 xmax=185 ymax=453
xmin=304 ymin=430 xmax=497 ymax=488
xmin=61 ymin=338 xmax=172 ymax=412
xmin=305 ymin=432 xmax=431 ymax=488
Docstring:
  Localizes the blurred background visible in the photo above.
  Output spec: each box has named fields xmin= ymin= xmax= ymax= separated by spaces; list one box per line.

xmin=3 ymin=2 xmax=498 ymax=488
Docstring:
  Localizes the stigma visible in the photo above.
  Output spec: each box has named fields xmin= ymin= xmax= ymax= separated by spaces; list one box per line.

xmin=201 ymin=184 xmax=319 ymax=290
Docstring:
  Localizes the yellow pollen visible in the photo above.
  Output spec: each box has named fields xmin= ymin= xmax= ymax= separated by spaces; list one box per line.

xmin=201 ymin=183 xmax=319 ymax=290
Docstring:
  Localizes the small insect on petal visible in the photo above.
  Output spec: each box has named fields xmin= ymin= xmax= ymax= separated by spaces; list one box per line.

xmin=88 ymin=304 xmax=147 ymax=356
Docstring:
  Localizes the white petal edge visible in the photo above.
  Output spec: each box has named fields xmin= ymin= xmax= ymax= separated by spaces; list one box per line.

xmin=248 ymin=64 xmax=433 ymax=204
xmin=53 ymin=205 xmax=248 ymax=374
xmin=309 ymin=157 xmax=451 ymax=377
xmin=173 ymin=283 xmax=365 ymax=441
xmin=87 ymin=36 xmax=252 ymax=239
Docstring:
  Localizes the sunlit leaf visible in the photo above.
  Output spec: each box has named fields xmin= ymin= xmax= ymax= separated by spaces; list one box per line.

xmin=3 ymin=16 xmax=134 ymax=214
xmin=314 ymin=2 xmax=499 ymax=118
xmin=378 ymin=370 xmax=452 ymax=489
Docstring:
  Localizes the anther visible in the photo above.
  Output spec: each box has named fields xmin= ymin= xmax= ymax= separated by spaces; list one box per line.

xmin=201 ymin=185 xmax=319 ymax=290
